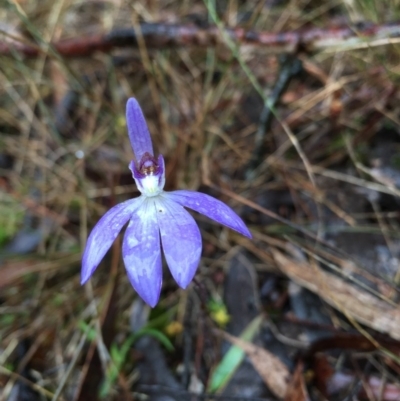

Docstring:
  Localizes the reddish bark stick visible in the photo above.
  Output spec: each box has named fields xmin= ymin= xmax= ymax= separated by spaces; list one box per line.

xmin=1 ymin=21 xmax=400 ymax=58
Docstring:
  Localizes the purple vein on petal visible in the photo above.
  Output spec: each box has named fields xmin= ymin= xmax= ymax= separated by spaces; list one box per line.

xmin=81 ymin=197 xmax=143 ymax=285
xmin=122 ymin=199 xmax=162 ymax=307
xmin=164 ymin=190 xmax=252 ymax=238
xmin=156 ymin=196 xmax=202 ymax=289
xmin=126 ymin=98 xmax=154 ymax=161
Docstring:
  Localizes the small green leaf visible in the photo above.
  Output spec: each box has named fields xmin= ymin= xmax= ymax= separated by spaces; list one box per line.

xmin=78 ymin=321 xmax=97 ymax=341
xmin=99 ymin=327 xmax=174 ymax=398
xmin=208 ymin=315 xmax=263 ymax=393
xmin=132 ymin=328 xmax=174 ymax=352
xmin=110 ymin=343 xmax=124 ymax=365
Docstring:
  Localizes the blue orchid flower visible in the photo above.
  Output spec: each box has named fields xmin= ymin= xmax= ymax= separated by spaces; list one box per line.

xmin=81 ymin=98 xmax=251 ymax=307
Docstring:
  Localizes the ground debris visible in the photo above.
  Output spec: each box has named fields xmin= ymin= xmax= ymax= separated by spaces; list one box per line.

xmin=272 ymin=249 xmax=400 ymax=341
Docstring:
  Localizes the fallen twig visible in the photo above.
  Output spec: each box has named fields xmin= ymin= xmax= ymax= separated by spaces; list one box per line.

xmin=246 ymin=54 xmax=303 ymax=177
xmin=1 ymin=21 xmax=400 ymax=57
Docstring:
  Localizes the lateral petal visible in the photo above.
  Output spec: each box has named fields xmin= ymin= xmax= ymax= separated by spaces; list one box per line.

xmin=165 ymin=190 xmax=252 ymax=238
xmin=155 ymin=196 xmax=202 ymax=289
xmin=81 ymin=198 xmax=143 ymax=284
xmin=126 ymin=97 xmax=154 ymax=161
xmin=122 ymin=199 xmax=162 ymax=307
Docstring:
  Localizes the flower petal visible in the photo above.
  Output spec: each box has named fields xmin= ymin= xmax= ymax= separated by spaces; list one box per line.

xmin=155 ymin=196 xmax=202 ymax=288
xmin=165 ymin=190 xmax=252 ymax=238
xmin=122 ymin=199 xmax=162 ymax=307
xmin=81 ymin=198 xmax=143 ymax=284
xmin=126 ymin=98 xmax=154 ymax=161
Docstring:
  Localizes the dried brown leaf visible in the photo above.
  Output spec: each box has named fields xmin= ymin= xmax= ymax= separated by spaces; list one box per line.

xmin=221 ymin=331 xmax=290 ymax=399
xmin=272 ymin=249 xmax=400 ymax=341
xmin=284 ymin=361 xmax=310 ymax=401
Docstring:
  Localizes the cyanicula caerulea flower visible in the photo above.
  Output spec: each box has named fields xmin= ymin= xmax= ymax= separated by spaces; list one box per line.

xmin=81 ymin=98 xmax=251 ymax=307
